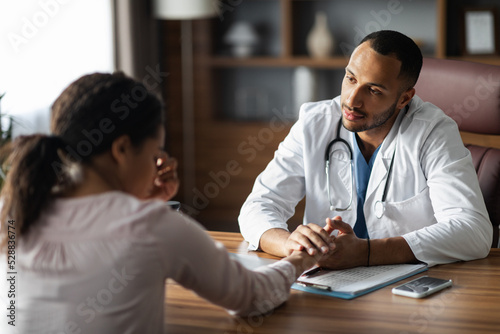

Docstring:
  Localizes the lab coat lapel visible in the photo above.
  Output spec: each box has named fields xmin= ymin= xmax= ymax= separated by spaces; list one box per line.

xmin=365 ymin=107 xmax=405 ymax=202
xmin=366 ymin=140 xmax=394 ymax=201
xmin=336 ymin=157 xmax=352 ymax=198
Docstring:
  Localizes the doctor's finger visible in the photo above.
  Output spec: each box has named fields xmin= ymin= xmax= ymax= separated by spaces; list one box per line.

xmin=326 ymin=217 xmax=354 ymax=235
xmin=284 ymin=239 xmax=305 ymax=255
xmin=293 ymin=226 xmax=331 ymax=255
xmin=307 ymin=223 xmax=336 ymax=245
xmin=289 ymin=230 xmax=318 ymax=256
xmin=325 ymin=216 xmax=342 ymax=234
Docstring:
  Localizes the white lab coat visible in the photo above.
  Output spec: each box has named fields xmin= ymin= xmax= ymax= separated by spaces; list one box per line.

xmin=239 ymin=96 xmax=492 ymax=266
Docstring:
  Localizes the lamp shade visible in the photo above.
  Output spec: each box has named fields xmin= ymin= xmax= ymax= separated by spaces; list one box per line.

xmin=153 ymin=0 xmax=218 ymax=20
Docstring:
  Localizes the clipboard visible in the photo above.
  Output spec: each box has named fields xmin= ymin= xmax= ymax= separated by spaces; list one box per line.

xmin=293 ymin=263 xmax=427 ymax=299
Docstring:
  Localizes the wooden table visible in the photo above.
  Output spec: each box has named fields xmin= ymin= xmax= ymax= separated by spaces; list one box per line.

xmin=164 ymin=231 xmax=500 ymax=333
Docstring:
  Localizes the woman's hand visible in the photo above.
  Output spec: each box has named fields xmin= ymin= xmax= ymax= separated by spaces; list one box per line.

xmin=147 ymin=153 xmax=180 ymax=201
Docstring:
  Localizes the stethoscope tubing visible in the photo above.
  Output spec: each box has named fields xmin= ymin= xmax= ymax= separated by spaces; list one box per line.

xmin=325 ymin=121 xmax=354 ymax=212
xmin=325 ymin=120 xmax=396 ymax=218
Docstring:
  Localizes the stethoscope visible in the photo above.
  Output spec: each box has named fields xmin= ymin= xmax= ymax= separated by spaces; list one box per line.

xmin=325 ymin=121 xmax=396 ymax=219
xmin=325 ymin=121 xmax=354 ymax=212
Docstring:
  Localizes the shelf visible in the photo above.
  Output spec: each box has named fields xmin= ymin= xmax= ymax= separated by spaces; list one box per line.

xmin=206 ymin=56 xmax=349 ymax=68
xmin=165 ymin=0 xmax=500 ymax=228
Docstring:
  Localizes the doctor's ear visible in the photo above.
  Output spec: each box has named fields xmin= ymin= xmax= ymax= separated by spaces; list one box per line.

xmin=397 ymin=87 xmax=415 ymax=110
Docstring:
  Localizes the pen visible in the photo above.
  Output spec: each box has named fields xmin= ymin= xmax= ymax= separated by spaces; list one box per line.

xmin=302 ymin=266 xmax=322 ymax=277
xmin=297 ymin=281 xmax=331 ymax=291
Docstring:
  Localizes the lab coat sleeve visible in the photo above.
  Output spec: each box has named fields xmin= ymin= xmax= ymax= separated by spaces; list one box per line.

xmin=238 ymin=106 xmax=309 ymax=250
xmin=402 ymin=116 xmax=492 ymax=266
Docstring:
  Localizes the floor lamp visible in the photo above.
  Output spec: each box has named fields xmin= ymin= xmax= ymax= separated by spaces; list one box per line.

xmin=153 ymin=0 xmax=218 ymax=205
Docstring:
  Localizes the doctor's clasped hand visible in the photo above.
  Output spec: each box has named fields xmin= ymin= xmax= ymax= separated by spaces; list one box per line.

xmin=316 ymin=217 xmax=416 ymax=270
xmin=283 ymin=219 xmax=336 ymax=257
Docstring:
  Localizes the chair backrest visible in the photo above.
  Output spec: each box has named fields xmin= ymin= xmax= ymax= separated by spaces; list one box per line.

xmin=414 ymin=57 xmax=500 ymax=248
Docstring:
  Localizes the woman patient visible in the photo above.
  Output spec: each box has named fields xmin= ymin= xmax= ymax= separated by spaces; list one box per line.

xmin=0 ymin=72 xmax=332 ymax=333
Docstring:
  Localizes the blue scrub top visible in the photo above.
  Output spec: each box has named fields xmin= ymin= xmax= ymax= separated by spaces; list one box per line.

xmin=352 ymin=134 xmax=380 ymax=239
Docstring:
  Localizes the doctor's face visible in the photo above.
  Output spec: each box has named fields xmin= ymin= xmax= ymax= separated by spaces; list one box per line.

xmin=340 ymin=41 xmax=412 ymax=135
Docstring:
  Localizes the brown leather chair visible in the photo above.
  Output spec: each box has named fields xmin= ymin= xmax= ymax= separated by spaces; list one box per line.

xmin=414 ymin=57 xmax=500 ymax=248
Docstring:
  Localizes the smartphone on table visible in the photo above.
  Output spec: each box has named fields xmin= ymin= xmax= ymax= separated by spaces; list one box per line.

xmin=392 ymin=276 xmax=452 ymax=298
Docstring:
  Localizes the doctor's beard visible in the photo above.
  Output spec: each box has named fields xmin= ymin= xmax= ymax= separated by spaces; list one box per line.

xmin=341 ymin=99 xmax=398 ymax=133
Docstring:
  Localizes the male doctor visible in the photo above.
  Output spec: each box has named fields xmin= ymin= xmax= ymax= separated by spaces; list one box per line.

xmin=238 ymin=30 xmax=492 ymax=269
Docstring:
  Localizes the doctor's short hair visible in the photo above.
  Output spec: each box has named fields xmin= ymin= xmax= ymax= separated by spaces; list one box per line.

xmin=360 ymin=30 xmax=423 ymax=92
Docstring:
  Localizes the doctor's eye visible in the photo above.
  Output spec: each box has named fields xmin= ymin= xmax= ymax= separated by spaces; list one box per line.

xmin=345 ymin=75 xmax=356 ymax=84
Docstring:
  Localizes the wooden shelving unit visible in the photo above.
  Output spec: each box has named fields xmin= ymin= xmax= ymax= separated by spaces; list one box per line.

xmin=162 ymin=0 xmax=500 ymax=231
xmin=207 ymin=56 xmax=349 ymax=68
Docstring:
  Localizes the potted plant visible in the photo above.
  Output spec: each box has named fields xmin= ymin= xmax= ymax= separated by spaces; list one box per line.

xmin=0 ymin=93 xmax=14 ymax=184
xmin=0 ymin=93 xmax=13 ymax=146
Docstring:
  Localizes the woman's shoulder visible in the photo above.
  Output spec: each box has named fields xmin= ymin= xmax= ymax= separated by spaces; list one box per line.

xmin=40 ymin=191 xmax=179 ymax=237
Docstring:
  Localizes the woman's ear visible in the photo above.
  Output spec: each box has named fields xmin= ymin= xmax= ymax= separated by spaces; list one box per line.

xmin=110 ymin=135 xmax=133 ymax=164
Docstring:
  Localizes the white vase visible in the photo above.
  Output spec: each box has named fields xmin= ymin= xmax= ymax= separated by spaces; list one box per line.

xmin=293 ymin=66 xmax=316 ymax=117
xmin=306 ymin=11 xmax=334 ymax=58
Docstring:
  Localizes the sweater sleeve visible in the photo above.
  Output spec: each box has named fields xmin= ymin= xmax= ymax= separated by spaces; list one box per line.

xmin=156 ymin=211 xmax=298 ymax=316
